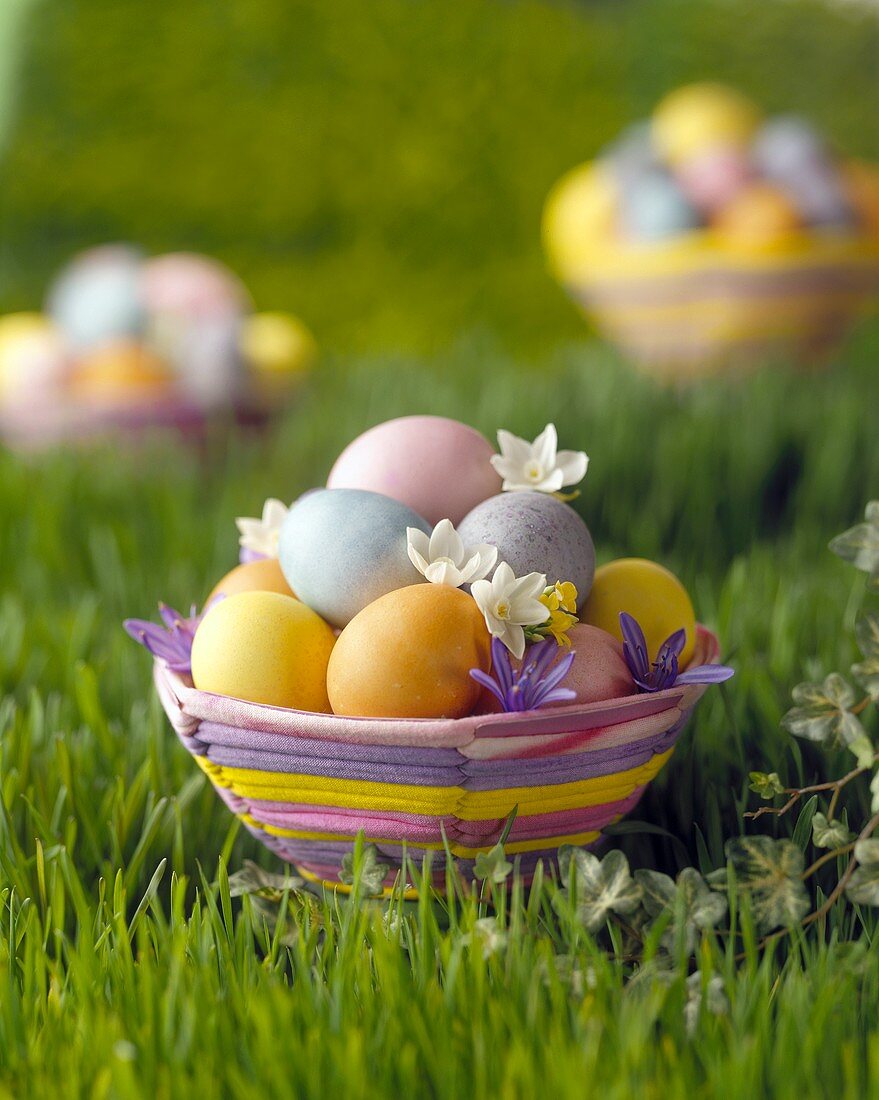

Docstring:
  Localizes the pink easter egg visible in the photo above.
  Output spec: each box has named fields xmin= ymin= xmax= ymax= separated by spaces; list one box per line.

xmin=327 ymin=415 xmax=502 ymax=526
xmin=141 ymin=253 xmax=251 ymax=317
xmin=561 ymin=624 xmax=635 ymax=705
xmin=676 ymin=144 xmax=753 ymax=215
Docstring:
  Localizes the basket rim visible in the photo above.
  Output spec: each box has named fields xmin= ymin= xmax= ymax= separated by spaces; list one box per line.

xmin=154 ymin=624 xmax=720 ymax=749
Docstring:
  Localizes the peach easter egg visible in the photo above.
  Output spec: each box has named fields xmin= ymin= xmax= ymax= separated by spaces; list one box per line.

xmin=327 ymin=585 xmax=491 ymax=719
xmin=191 ymin=591 xmax=335 ymax=711
xmin=562 ymin=624 xmax=635 ymax=704
xmin=327 ymin=416 xmax=502 ymax=526
xmin=206 ymin=558 xmax=295 ymax=605
xmin=582 ymin=557 xmax=697 ymax=667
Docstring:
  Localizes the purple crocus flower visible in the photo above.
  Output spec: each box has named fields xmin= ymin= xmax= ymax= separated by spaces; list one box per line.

xmin=619 ymin=611 xmax=735 ymax=693
xmin=470 ymin=637 xmax=577 ymax=713
xmin=123 ymin=603 xmax=203 ymax=675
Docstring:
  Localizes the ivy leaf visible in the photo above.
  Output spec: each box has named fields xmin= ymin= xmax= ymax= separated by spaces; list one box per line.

xmin=848 ymin=732 xmax=876 ymax=770
xmin=781 ymin=674 xmax=865 ymax=749
xmin=635 ymin=867 xmax=728 ymax=952
xmin=725 ymin=836 xmax=810 ymax=932
xmin=556 ymin=847 xmax=642 ymax=932
xmin=749 ymin=771 xmax=785 ymax=799
xmin=339 ymin=844 xmax=389 ymax=897
xmin=829 ymin=502 xmax=879 ymax=588
xmin=853 ymin=613 xmax=879 ymax=701
xmin=845 ymin=839 xmax=879 ymax=907
xmin=811 ymin=812 xmax=855 ymax=849
xmin=227 ymin=860 xmax=306 ymax=900
xmin=872 ymin=770 xmax=879 ymax=815
xmin=473 ymin=842 xmax=513 ymax=885
xmin=684 ymin=972 xmax=729 ymax=1036
xmin=464 ymin=916 xmax=507 ymax=959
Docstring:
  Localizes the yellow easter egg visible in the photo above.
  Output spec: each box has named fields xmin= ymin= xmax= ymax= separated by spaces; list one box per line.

xmin=0 ymin=312 xmax=67 ymax=400
xmin=543 ymin=162 xmax=618 ymax=276
xmin=582 ymin=558 xmax=696 ymax=667
xmin=653 ymin=83 xmax=760 ymax=165
xmin=241 ymin=311 xmax=317 ymax=377
xmin=207 ymin=558 xmax=295 ymax=604
xmin=327 ymin=585 xmax=491 ymax=719
xmin=191 ymin=591 xmax=335 ymax=711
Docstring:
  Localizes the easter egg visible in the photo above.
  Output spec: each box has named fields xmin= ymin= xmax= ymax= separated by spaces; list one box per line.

xmin=191 ymin=591 xmax=335 ymax=711
xmin=713 ymin=184 xmax=802 ymax=249
xmin=562 ymin=624 xmax=635 ymax=705
xmin=653 ymin=83 xmax=760 ymax=165
xmin=620 ymin=171 xmax=701 ymax=241
xmin=582 ymin=558 xmax=696 ymax=667
xmin=327 ymin=584 xmax=491 ymax=719
xmin=543 ymin=162 xmax=619 ymax=273
xmin=240 ymin=311 xmax=317 ymax=379
xmin=605 ymin=121 xmax=661 ymax=192
xmin=47 ymin=245 xmax=145 ymax=351
xmin=456 ymin=493 xmax=595 ymax=608
xmin=278 ymin=488 xmax=431 ymax=628
xmin=0 ymin=313 xmax=67 ymax=402
xmin=206 ymin=558 xmax=295 ymax=605
xmin=844 ymin=162 xmax=879 ymax=237
xmin=327 ymin=416 xmax=502 ymax=527
xmin=675 ymin=144 xmax=753 ymax=215
xmin=752 ymin=116 xmax=828 ymax=180
xmin=142 ymin=253 xmax=250 ymax=408
xmin=68 ymin=340 xmax=173 ymax=402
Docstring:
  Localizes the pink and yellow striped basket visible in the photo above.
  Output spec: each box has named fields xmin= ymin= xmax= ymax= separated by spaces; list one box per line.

xmin=154 ymin=625 xmax=720 ymax=892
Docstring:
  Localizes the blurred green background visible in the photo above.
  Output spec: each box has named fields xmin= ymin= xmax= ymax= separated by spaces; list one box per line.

xmin=2 ymin=0 xmax=879 ymax=355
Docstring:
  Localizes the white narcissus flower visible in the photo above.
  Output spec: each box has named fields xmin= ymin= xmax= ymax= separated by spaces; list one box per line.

xmin=470 ymin=562 xmax=549 ymax=659
xmin=407 ymin=519 xmax=497 ymax=588
xmin=491 ymin=423 xmax=588 ymax=494
xmin=235 ymin=498 xmax=289 ymax=558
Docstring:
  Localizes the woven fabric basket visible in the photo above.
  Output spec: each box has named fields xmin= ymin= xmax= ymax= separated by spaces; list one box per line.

xmin=154 ymin=625 xmax=720 ymax=892
xmin=552 ymin=228 xmax=879 ymax=381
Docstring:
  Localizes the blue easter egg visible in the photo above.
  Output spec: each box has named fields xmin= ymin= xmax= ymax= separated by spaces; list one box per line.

xmin=456 ymin=492 xmax=595 ymax=609
xmin=47 ymin=245 xmax=145 ymax=351
xmin=278 ymin=489 xmax=431 ymax=628
xmin=605 ymin=121 xmax=661 ymax=193
xmin=621 ymin=170 xmax=701 ymax=240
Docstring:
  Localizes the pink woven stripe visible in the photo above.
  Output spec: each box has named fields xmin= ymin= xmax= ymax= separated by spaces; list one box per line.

xmin=243 ymin=789 xmax=644 ymax=843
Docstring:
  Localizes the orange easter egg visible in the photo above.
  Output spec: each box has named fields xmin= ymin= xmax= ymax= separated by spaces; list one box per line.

xmin=843 ymin=161 xmax=879 ymax=238
xmin=327 ymin=584 xmax=491 ymax=719
xmin=714 ymin=184 xmax=802 ymax=249
xmin=69 ymin=340 xmax=173 ymax=400
xmin=207 ymin=558 xmax=295 ymax=605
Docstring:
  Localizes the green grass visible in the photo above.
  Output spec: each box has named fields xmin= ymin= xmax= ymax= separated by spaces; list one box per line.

xmin=2 ymin=331 xmax=879 ymax=1096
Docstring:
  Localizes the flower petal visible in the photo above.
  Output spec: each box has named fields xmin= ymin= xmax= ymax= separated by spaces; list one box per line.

xmin=619 ymin=612 xmax=650 ymax=680
xmin=424 ymin=560 xmax=463 ymax=586
xmin=495 ymin=429 xmax=534 ymax=466
xmin=533 ymin=423 xmax=558 ymax=471
xmin=555 ymin=450 xmax=589 ymax=487
xmin=428 ymin=519 xmax=463 ymax=565
xmin=676 ymin=664 xmax=736 ymax=684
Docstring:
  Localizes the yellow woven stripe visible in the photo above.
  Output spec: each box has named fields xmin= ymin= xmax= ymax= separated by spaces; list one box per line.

xmin=238 ymin=813 xmax=602 ymax=857
xmin=557 ymin=233 xmax=879 ymax=282
xmin=195 ymin=748 xmax=672 ymax=820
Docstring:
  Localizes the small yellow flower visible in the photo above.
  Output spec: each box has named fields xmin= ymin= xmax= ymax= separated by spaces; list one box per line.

xmin=529 ymin=580 xmax=580 ymax=646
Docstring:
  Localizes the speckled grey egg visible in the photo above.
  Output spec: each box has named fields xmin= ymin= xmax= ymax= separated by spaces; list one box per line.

xmin=278 ymin=489 xmax=430 ymax=628
xmin=457 ymin=492 xmax=595 ymax=607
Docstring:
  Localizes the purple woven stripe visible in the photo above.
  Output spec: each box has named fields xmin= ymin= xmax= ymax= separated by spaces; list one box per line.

xmin=206 ymin=745 xmax=462 ymax=786
xmin=196 ymin=722 xmax=463 ymax=766
xmin=204 ymin=732 xmax=668 ymax=791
